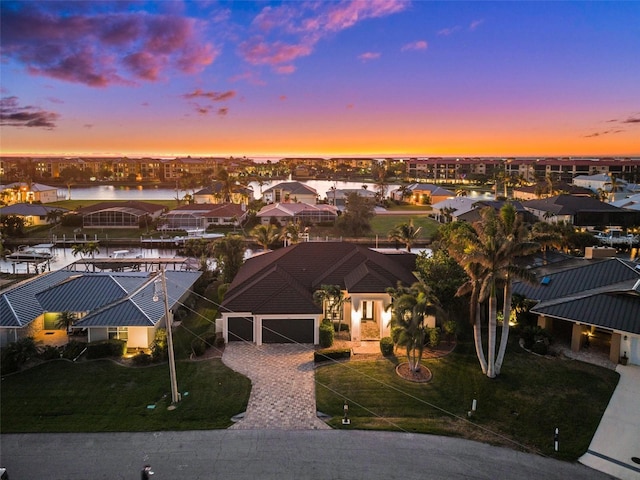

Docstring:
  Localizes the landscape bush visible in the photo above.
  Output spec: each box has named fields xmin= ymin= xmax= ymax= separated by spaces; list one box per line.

xmin=520 ymin=325 xmax=552 ymax=350
xmin=39 ymin=345 xmax=62 ymax=360
xmin=379 ymin=336 xmax=394 ymax=356
xmin=86 ymin=339 xmax=126 ymax=359
xmin=61 ymin=340 xmax=87 ymax=360
xmin=319 ymin=321 xmax=334 ymax=348
xmin=314 ymin=348 xmax=351 ymax=363
xmin=191 ymin=337 xmax=206 ymax=357
xmin=428 ymin=327 xmax=441 ymax=348
xmin=132 ymin=352 xmax=152 ymax=366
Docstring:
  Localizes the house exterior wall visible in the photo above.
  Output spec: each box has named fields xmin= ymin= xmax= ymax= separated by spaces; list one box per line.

xmin=349 ymin=293 xmax=393 ymax=342
xmin=88 ymin=328 xmax=109 ymax=343
xmin=127 ymin=327 xmax=154 ymax=349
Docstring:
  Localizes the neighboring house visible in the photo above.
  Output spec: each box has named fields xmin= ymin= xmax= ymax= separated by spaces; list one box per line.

xmin=193 ymin=182 xmax=254 ymax=204
xmin=220 ymin=242 xmax=418 ymax=345
xmin=256 ymin=203 xmax=338 ymax=226
xmin=430 ymin=197 xmax=477 ymax=223
xmin=0 ymin=182 xmax=60 ymax=205
xmin=512 ymin=252 xmax=640 ymax=366
xmin=522 ymin=194 xmax=639 ymax=227
xmin=573 ymin=174 xmax=628 ymax=194
xmin=262 ymin=181 xmax=318 ymax=205
xmin=390 ymin=183 xmax=454 ymax=205
xmin=0 ymin=270 xmax=201 ymax=348
xmin=611 ymin=193 xmax=640 ymax=211
xmin=76 ymin=201 xmax=164 ymax=228
xmin=162 ymin=203 xmax=247 ymax=231
xmin=326 ymin=188 xmax=376 ymax=209
xmin=455 ymin=200 xmax=537 ymax=224
xmin=512 ymin=182 xmax=593 ymax=201
xmin=0 ymin=203 xmax=69 ymax=226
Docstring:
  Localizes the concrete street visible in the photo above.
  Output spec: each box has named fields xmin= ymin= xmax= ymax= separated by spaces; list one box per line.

xmin=0 ymin=430 xmax=615 ymax=480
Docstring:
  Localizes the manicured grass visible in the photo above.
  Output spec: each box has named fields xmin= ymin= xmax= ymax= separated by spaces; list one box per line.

xmin=315 ymin=343 xmax=619 ymax=461
xmin=0 ymin=358 xmax=250 ymax=433
xmin=369 ymin=215 xmax=439 ymax=241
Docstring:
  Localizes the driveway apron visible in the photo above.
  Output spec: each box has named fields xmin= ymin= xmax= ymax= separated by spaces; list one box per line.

xmin=579 ymin=364 xmax=640 ymax=480
xmin=222 ymin=343 xmax=331 ymax=430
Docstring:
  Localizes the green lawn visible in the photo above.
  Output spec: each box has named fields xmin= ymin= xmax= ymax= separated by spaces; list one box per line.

xmin=369 ymin=215 xmax=439 ymax=241
xmin=315 ymin=343 xmax=619 ymax=461
xmin=0 ymin=358 xmax=250 ymax=433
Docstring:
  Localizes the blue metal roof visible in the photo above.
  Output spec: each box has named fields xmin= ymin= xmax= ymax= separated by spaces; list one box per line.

xmin=0 ymin=270 xmax=201 ymax=329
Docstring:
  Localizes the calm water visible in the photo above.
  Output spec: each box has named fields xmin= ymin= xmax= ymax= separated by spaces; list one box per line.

xmin=66 ymin=181 xmax=494 ymax=201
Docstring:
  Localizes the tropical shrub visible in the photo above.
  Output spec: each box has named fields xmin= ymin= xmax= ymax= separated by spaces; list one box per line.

xmin=379 ymin=336 xmax=394 ymax=356
xmin=132 ymin=352 xmax=152 ymax=366
xmin=319 ymin=321 xmax=334 ymax=348
xmin=151 ymin=328 xmax=168 ymax=361
xmin=86 ymin=339 xmax=126 ymax=359
xmin=314 ymin=348 xmax=351 ymax=363
xmin=428 ymin=327 xmax=441 ymax=348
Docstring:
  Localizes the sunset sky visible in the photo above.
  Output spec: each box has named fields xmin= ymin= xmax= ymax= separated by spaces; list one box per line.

xmin=1 ymin=1 xmax=639 ymax=158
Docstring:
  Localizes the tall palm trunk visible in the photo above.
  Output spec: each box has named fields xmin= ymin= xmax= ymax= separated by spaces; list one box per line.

xmin=495 ymin=280 xmax=512 ymax=375
xmin=470 ymin=288 xmax=487 ymax=374
xmin=487 ymin=289 xmax=497 ymax=378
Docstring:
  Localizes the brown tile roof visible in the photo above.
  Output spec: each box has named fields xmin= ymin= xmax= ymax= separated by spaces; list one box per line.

xmin=222 ymin=242 xmax=417 ymax=315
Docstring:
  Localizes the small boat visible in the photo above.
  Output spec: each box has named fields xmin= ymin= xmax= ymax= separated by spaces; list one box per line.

xmin=7 ymin=245 xmax=54 ymax=262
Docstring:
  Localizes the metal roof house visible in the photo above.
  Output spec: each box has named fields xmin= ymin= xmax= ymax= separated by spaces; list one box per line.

xmin=220 ymin=242 xmax=418 ymax=345
xmin=513 ymin=254 xmax=640 ymax=366
xmin=0 ymin=270 xmax=201 ymax=349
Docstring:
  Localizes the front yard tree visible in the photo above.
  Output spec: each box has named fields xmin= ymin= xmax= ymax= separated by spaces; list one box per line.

xmin=387 ymin=281 xmax=442 ymax=373
xmin=447 ymin=204 xmax=538 ymax=378
xmin=209 ymin=234 xmax=245 ymax=284
xmin=388 ymin=219 xmax=421 ymax=251
xmin=313 ymin=284 xmax=349 ymax=336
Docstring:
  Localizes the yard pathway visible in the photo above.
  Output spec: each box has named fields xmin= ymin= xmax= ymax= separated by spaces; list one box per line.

xmin=222 ymin=343 xmax=331 ymax=430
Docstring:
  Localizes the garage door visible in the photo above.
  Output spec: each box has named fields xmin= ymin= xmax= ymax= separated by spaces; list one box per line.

xmin=228 ymin=316 xmax=254 ymax=342
xmin=262 ymin=319 xmax=314 ymax=344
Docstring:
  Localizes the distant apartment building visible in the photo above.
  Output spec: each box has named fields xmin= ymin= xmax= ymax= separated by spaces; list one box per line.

xmin=405 ymin=157 xmax=640 ymax=183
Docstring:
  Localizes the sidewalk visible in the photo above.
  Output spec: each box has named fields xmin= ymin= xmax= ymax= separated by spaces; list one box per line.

xmin=580 ymin=364 xmax=640 ymax=480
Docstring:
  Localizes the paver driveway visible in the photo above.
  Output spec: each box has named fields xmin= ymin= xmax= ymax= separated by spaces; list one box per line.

xmin=222 ymin=343 xmax=331 ymax=430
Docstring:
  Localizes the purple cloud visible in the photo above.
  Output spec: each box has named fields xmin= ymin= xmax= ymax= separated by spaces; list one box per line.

xmin=358 ymin=52 xmax=381 ymax=62
xmin=240 ymin=1 xmax=408 ymax=74
xmin=401 ymin=40 xmax=428 ymax=52
xmin=0 ymin=3 xmax=218 ymax=87
xmin=469 ymin=19 xmax=484 ymax=31
xmin=622 ymin=116 xmax=640 ymax=124
xmin=183 ymin=89 xmax=237 ymax=102
xmin=438 ymin=26 xmax=462 ymax=36
xmin=0 ymin=96 xmax=59 ymax=129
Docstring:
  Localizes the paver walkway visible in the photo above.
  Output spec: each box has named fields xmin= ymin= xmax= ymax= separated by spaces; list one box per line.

xmin=222 ymin=343 xmax=331 ymax=430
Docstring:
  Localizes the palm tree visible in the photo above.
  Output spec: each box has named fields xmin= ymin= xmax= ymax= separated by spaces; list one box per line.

xmin=209 ymin=234 xmax=246 ymax=284
xmin=388 ymin=219 xmax=422 ymax=251
xmin=71 ymin=243 xmax=86 ymax=258
xmin=251 ymin=224 xmax=280 ymax=251
xmin=387 ymin=281 xmax=441 ymax=373
xmin=282 ymin=221 xmax=302 ymax=246
xmin=55 ymin=311 xmax=78 ymax=335
xmin=603 ymin=174 xmax=625 ymax=201
xmin=313 ymin=284 xmax=350 ymax=337
xmin=447 ymin=204 xmax=538 ymax=377
xmin=45 ymin=209 xmax=65 ymax=226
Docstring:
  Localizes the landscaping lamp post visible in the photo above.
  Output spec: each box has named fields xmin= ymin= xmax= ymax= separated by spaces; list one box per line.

xmin=154 ymin=266 xmax=180 ymax=406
